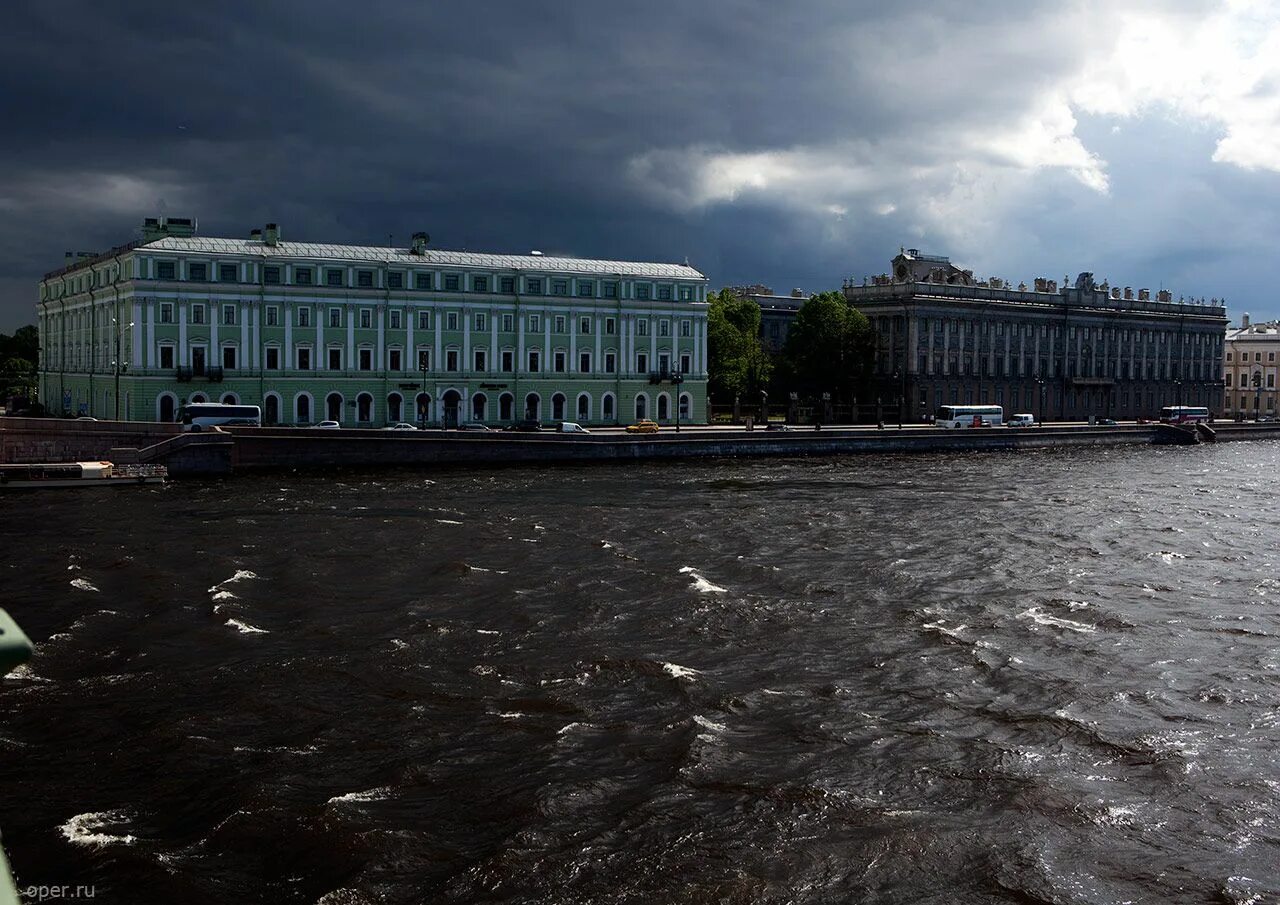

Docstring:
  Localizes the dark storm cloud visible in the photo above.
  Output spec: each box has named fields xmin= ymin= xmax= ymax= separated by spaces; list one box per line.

xmin=0 ymin=0 xmax=1273 ymax=329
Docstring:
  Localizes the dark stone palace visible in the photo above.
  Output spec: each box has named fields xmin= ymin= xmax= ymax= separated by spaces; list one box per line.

xmin=843 ymin=249 xmax=1228 ymax=422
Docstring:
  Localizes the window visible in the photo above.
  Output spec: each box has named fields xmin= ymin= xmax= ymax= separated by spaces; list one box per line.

xmin=530 ymin=314 xmax=541 ymax=331
xmin=680 ymin=320 xmax=691 ymax=337
xmin=637 ymin=352 xmax=648 ymax=372
xmin=528 ymin=350 xmax=540 ymax=372
xmin=219 ymin=264 xmax=237 ymax=282
xmin=223 ymin=304 xmax=236 ymax=325
xmin=159 ymin=345 xmax=175 ymax=369
xmin=475 ymin=313 xmax=486 ymax=331
xmin=603 ymin=281 xmax=618 ymax=299
xmin=389 ymin=310 xmax=401 ymax=329
xmin=555 ymin=315 xmax=566 ymax=333
xmin=473 ymin=276 xmax=488 ymax=293
xmin=1270 ymin=374 xmax=1276 ymax=389
xmin=552 ymin=279 xmax=568 ymax=296
xmin=415 ymin=272 xmax=431 ymax=290
xmin=681 ymin=354 xmax=691 ymax=374
xmin=502 ymin=314 xmax=513 ymax=332
xmin=191 ymin=304 xmax=205 ymax=325
xmin=1227 ymin=352 xmax=1234 ymax=362
xmin=501 ymin=350 xmax=514 ymax=372
xmin=298 ymin=307 xmax=311 ymax=327
xmin=474 ymin=349 xmax=486 ymax=371
xmin=679 ymin=286 xmax=693 ymax=301
xmin=554 ymin=351 xmax=566 ymax=372
xmin=659 ymin=353 xmax=670 ymax=373
xmin=604 ymin=352 xmax=616 ymax=373
xmin=637 ymin=320 xmax=649 ymax=337
xmin=293 ymin=267 xmax=312 ymax=286
xmin=159 ymin=303 xmax=174 ymax=324
xmin=157 ymin=262 xmax=176 ymax=280
xmin=264 ymin=266 xmax=281 ymax=285
xmin=446 ymin=349 xmax=459 ymax=371
xmin=580 ymin=351 xmax=591 ymax=373
xmin=578 ymin=281 xmax=593 ymax=298
xmin=266 ymin=347 xmax=279 ymax=370
xmin=446 ymin=312 xmax=458 ymax=330
xmin=526 ymin=278 xmax=543 ymax=294
xmin=444 ymin=274 xmax=460 ymax=291
xmin=418 ymin=310 xmax=432 ymax=330
xmin=266 ymin=306 xmax=278 ymax=326
xmin=659 ymin=321 xmax=670 ymax=337
xmin=222 ymin=347 xmax=237 ymax=369
xmin=605 ymin=317 xmax=616 ymax=335
xmin=359 ymin=348 xmax=372 ymax=371
xmin=1270 ymin=352 xmax=1275 ymax=363
xmin=418 ymin=350 xmax=430 ymax=371
xmin=328 ymin=348 xmax=342 ymax=370
xmin=1257 ymin=352 xmax=1264 ymax=362
xmin=325 ymin=269 xmax=344 ymax=287
xmin=636 ymin=284 xmax=650 ymax=300
xmin=389 ymin=349 xmax=402 ymax=371
xmin=500 ymin=277 xmax=515 ymax=293
xmin=387 ymin=272 xmax=403 ymax=290
xmin=297 ymin=348 xmax=311 ymax=370
xmin=360 ymin=309 xmax=371 ymax=329
xmin=329 ymin=308 xmax=341 ymax=328
xmin=189 ymin=262 xmax=207 ymax=281
xmin=658 ymin=286 xmax=672 ymax=300
xmin=580 ymin=317 xmax=591 ymax=334
xmin=357 ymin=270 xmax=374 ymax=288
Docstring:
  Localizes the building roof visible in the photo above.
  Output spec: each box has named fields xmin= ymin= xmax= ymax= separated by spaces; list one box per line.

xmin=139 ymin=236 xmax=707 ymax=281
xmin=1226 ymin=323 xmax=1280 ymax=340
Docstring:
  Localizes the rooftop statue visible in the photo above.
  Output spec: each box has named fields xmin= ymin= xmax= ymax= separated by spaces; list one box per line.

xmin=1074 ymin=272 xmax=1095 ymax=291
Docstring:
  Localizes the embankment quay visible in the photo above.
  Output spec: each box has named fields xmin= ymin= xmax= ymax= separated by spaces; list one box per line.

xmin=2 ymin=417 xmax=1277 ymax=477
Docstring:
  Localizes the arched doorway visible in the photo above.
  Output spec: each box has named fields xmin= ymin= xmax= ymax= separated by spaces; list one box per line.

xmin=357 ymin=392 xmax=373 ymax=423
xmin=577 ymin=393 xmax=590 ymax=422
xmin=679 ymin=393 xmax=691 ymax=421
xmin=416 ymin=392 xmax=432 ymax=425
xmin=635 ymin=394 xmax=647 ymax=421
xmin=387 ymin=392 xmax=403 ymax=422
xmin=326 ymin=392 xmax=343 ymax=423
xmin=552 ymin=392 xmax=566 ymax=421
xmin=157 ymin=393 xmax=176 ymax=424
xmin=499 ymin=393 xmax=514 ymax=422
xmin=296 ymin=394 xmax=311 ymax=424
xmin=471 ymin=393 xmax=487 ymax=423
xmin=221 ymin=392 xmax=239 ymax=405
xmin=442 ymin=389 xmax=461 ymax=428
xmin=657 ymin=394 xmax=669 ymax=421
xmin=525 ymin=393 xmax=541 ymax=421
xmin=264 ymin=394 xmax=280 ymax=425
xmin=602 ymin=393 xmax=615 ymax=422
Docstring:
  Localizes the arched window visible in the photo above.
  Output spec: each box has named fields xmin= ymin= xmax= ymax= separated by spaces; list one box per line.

xmin=157 ymin=393 xmax=177 ymax=424
xmin=416 ymin=393 xmax=432 ymax=424
xmin=577 ymin=393 xmax=590 ymax=422
xmin=552 ymin=392 xmax=566 ymax=421
xmin=635 ymin=394 xmax=647 ymax=421
xmin=679 ymin=393 xmax=691 ymax=421
xmin=387 ymin=393 xmax=403 ymax=422
xmin=296 ymin=394 xmax=311 ymax=423
xmin=471 ymin=393 xmax=487 ymax=422
xmin=326 ymin=392 xmax=343 ymax=423
xmin=356 ymin=392 xmax=373 ymax=423
xmin=499 ymin=393 xmax=514 ymax=422
xmin=657 ymin=394 xmax=669 ymax=421
xmin=190 ymin=393 xmax=208 ymax=404
xmin=221 ymin=393 xmax=239 ymax=405
xmin=525 ymin=393 xmax=541 ymax=421
xmin=264 ymin=394 xmax=280 ymax=425
xmin=602 ymin=393 xmax=615 ymax=422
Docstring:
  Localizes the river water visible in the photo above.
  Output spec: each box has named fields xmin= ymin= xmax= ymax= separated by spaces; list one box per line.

xmin=2 ymin=444 xmax=1278 ymax=903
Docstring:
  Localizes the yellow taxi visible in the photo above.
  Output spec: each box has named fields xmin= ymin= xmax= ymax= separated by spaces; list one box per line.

xmin=625 ymin=420 xmax=660 ymax=434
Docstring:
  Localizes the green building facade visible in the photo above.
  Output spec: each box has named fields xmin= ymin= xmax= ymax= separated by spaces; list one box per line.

xmin=38 ymin=218 xmax=710 ymax=426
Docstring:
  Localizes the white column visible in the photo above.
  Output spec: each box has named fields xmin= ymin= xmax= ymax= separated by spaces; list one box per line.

xmin=463 ymin=306 xmax=471 ymax=370
xmin=179 ymin=305 xmax=188 ymax=364
xmin=315 ymin=308 xmax=322 ymax=358
xmin=346 ymin=308 xmax=355 ymax=370
xmin=433 ymin=308 xmax=442 ymax=372
xmin=146 ymin=301 xmax=155 ymax=368
xmin=284 ymin=308 xmax=293 ymax=369
xmin=650 ymin=319 xmax=657 ymax=365
xmin=376 ymin=307 xmax=385 ymax=367
xmin=490 ymin=310 xmax=497 ymax=371
xmin=518 ymin=313 xmax=525 ymax=370
xmin=594 ymin=318 xmax=601 ymax=374
xmin=131 ymin=301 xmax=142 ymax=368
xmin=251 ymin=305 xmax=260 ymax=370
xmin=211 ymin=310 xmax=219 ymax=360
xmin=406 ymin=307 xmax=414 ymax=370
xmin=241 ymin=303 xmax=249 ymax=362
xmin=543 ymin=314 xmax=551 ymax=367
xmin=570 ymin=310 xmax=577 ymax=372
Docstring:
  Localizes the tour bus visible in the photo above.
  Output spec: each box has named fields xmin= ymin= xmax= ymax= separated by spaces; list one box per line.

xmin=178 ymin=403 xmax=262 ymax=431
xmin=1158 ymin=405 xmax=1210 ymax=425
xmin=934 ymin=404 xmax=1004 ymax=428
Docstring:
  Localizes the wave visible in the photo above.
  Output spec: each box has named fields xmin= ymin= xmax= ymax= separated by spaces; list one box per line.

xmin=679 ymin=566 xmax=727 ymax=594
xmin=60 ymin=810 xmax=137 ymax=847
xmin=208 ymin=570 xmax=260 ymax=592
xmin=69 ymin=578 xmax=99 ymax=593
xmin=327 ymin=786 xmax=394 ymax=805
xmin=211 ymin=590 xmax=237 ymax=601
xmin=1017 ymin=607 xmax=1096 ymax=634
xmin=661 ymin=662 xmax=701 ymax=680
xmin=225 ymin=619 xmax=268 ymax=635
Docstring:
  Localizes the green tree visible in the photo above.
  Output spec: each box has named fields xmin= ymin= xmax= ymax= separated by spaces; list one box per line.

xmin=707 ymin=289 xmax=771 ymax=404
xmin=781 ymin=291 xmax=873 ymax=402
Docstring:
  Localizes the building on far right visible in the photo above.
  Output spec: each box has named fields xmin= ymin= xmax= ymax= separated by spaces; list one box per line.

xmin=842 ymin=249 xmax=1229 ymax=423
xmin=1224 ymin=314 xmax=1280 ymax=420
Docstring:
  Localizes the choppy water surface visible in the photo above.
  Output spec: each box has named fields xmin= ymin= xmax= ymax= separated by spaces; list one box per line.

xmin=2 ymin=445 xmax=1279 ymax=903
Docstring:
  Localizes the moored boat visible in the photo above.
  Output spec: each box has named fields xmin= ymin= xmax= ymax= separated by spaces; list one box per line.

xmin=0 ymin=461 xmax=166 ymax=489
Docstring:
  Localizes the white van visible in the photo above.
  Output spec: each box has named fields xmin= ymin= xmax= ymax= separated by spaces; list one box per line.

xmin=1007 ymin=413 xmax=1035 ymax=428
xmin=558 ymin=422 xmax=590 ymax=433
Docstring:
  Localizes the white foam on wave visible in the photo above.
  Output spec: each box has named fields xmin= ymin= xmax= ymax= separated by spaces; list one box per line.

xmin=5 ymin=663 xmax=51 ymax=683
xmin=208 ymin=570 xmax=259 ymax=592
xmin=558 ymin=721 xmax=586 ymax=736
xmin=211 ymin=590 xmax=237 ymax=601
xmin=693 ymin=714 xmax=726 ymax=733
xmin=661 ymin=662 xmax=701 ymax=680
xmin=436 ymin=519 xmax=463 ymax=525
xmin=60 ymin=810 xmax=137 ymax=847
xmin=327 ymin=786 xmax=393 ymax=805
xmin=600 ymin=540 xmax=614 ymax=550
xmin=1017 ymin=607 xmax=1095 ymax=634
xmin=679 ymin=566 xmax=727 ymax=594
xmin=389 ymin=639 xmax=408 ymax=650
xmin=225 ymin=619 xmax=269 ymax=635
xmin=476 ymin=629 xmax=499 ymax=635
xmin=70 ymin=578 xmax=99 ymax=593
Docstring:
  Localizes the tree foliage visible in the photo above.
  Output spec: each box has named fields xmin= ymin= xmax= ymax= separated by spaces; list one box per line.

xmin=0 ymin=325 xmax=38 ymax=400
xmin=781 ymin=291 xmax=873 ymax=400
xmin=707 ymin=290 xmax=771 ymax=402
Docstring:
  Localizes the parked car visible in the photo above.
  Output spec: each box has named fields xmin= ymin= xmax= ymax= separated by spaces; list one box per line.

xmin=625 ymin=420 xmax=660 ymax=434
xmin=382 ymin=422 xmax=419 ymax=430
xmin=764 ymin=422 xmax=793 ymax=432
xmin=558 ymin=422 xmax=590 ymax=433
xmin=505 ymin=420 xmax=543 ymax=432
xmin=1006 ymin=413 xmax=1035 ymax=427
xmin=1095 ymin=418 xmax=1117 ymax=426
xmin=315 ymin=420 xmax=340 ymax=430
xmin=457 ymin=422 xmax=494 ymax=432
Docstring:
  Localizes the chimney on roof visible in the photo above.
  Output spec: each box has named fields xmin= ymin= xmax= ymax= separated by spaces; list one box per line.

xmin=263 ymin=223 xmax=280 ymax=247
xmin=249 ymin=228 xmax=263 ymax=241
xmin=142 ymin=215 xmax=196 ymax=242
xmin=1242 ymin=312 xmax=1250 ymax=328
xmin=791 ymin=288 xmax=804 ymax=298
xmin=411 ymin=231 xmax=429 ymax=255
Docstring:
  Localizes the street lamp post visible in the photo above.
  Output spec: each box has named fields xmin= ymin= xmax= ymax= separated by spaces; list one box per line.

xmin=672 ymin=373 xmax=684 ymax=433
xmin=420 ymin=354 xmax=429 ymax=429
xmin=893 ymin=369 xmax=903 ymax=429
xmin=1036 ymin=378 xmax=1046 ymax=426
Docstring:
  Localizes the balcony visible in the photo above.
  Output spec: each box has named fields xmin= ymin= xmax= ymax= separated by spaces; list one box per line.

xmin=175 ymin=366 xmax=193 ymax=382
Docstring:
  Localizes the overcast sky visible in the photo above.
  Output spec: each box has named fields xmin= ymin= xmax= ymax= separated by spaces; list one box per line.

xmin=3 ymin=0 xmax=1279 ymax=330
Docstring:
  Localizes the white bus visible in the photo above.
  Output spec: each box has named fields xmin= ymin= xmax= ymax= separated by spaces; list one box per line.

xmin=1158 ymin=405 xmax=1210 ymax=424
xmin=178 ymin=403 xmax=261 ymax=431
xmin=934 ymin=404 xmax=1004 ymax=429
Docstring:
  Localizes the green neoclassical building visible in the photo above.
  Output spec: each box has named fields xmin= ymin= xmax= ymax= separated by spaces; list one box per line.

xmin=37 ymin=218 xmax=710 ymax=427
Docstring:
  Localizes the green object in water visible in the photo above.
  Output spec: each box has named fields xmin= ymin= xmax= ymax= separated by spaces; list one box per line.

xmin=0 ymin=609 xmax=32 ymax=675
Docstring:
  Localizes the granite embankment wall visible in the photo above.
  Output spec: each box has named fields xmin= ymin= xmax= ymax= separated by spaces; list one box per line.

xmin=4 ymin=419 xmax=1279 ymax=476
